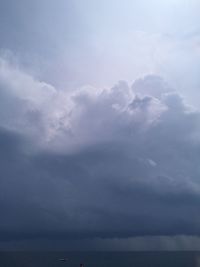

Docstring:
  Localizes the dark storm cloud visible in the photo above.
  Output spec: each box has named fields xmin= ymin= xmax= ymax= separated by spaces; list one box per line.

xmin=1 ymin=61 xmax=200 ymax=244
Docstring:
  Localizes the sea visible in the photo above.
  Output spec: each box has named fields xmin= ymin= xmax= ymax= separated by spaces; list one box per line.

xmin=0 ymin=251 xmax=200 ymax=267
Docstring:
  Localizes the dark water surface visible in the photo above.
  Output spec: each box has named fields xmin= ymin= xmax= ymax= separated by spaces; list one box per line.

xmin=0 ymin=251 xmax=200 ymax=267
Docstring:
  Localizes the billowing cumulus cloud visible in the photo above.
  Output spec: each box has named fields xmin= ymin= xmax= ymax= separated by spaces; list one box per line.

xmin=1 ymin=57 xmax=200 ymax=249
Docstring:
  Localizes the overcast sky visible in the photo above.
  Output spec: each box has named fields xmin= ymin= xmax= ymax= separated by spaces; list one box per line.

xmin=0 ymin=0 xmax=200 ymax=250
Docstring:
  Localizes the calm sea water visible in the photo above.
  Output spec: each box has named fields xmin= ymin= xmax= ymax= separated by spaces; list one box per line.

xmin=0 ymin=251 xmax=200 ymax=267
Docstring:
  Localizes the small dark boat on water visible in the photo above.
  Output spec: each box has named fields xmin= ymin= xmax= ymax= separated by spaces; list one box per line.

xmin=58 ymin=258 xmax=68 ymax=262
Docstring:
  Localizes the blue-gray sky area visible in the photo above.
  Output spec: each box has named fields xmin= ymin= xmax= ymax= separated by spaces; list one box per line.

xmin=1 ymin=0 xmax=200 ymax=250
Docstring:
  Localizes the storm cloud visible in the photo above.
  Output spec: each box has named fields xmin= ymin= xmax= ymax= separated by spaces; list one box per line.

xmin=1 ymin=57 xmax=200 ymax=248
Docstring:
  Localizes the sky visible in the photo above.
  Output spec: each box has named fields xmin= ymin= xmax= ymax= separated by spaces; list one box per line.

xmin=0 ymin=0 xmax=200 ymax=250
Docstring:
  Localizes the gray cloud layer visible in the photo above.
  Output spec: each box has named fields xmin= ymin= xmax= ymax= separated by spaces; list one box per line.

xmin=1 ymin=58 xmax=200 ymax=246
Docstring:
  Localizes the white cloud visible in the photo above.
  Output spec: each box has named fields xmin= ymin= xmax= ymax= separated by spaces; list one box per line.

xmin=0 ymin=58 xmax=169 ymax=152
